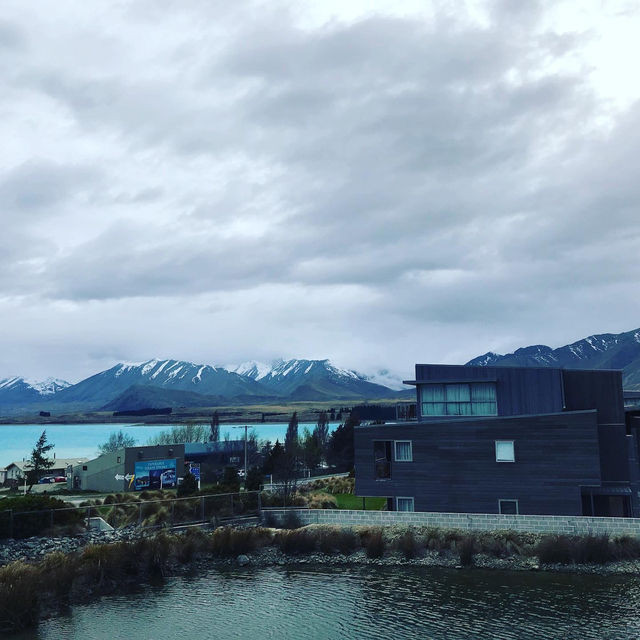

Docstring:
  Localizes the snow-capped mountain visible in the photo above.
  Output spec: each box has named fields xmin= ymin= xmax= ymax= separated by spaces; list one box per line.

xmin=0 ymin=376 xmax=71 ymax=406
xmin=227 ymin=358 xmax=397 ymax=399
xmin=53 ymin=359 xmax=273 ymax=408
xmin=467 ymin=328 xmax=640 ymax=389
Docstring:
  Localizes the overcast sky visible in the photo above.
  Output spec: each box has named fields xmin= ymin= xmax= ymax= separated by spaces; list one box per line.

xmin=1 ymin=0 xmax=640 ymax=383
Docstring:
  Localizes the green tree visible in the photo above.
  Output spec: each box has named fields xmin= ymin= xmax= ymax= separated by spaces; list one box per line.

xmin=327 ymin=412 xmax=360 ymax=471
xmin=98 ymin=430 xmax=137 ymax=454
xmin=177 ymin=471 xmax=198 ymax=497
xmin=222 ymin=466 xmax=240 ymax=491
xmin=313 ymin=410 xmax=330 ymax=452
xmin=245 ymin=466 xmax=263 ymax=491
xmin=302 ymin=427 xmax=322 ymax=470
xmin=26 ymin=430 xmax=55 ymax=491
xmin=209 ymin=411 xmax=220 ymax=442
xmin=147 ymin=423 xmax=208 ymax=445
xmin=284 ymin=411 xmax=299 ymax=454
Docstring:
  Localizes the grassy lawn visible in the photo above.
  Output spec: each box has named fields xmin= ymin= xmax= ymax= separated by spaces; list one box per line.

xmin=334 ymin=493 xmax=386 ymax=510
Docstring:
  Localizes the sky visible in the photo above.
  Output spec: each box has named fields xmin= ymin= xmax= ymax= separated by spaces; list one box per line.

xmin=1 ymin=0 xmax=640 ymax=384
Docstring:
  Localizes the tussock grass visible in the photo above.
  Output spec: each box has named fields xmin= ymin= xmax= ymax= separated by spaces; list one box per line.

xmin=362 ymin=527 xmax=385 ymax=558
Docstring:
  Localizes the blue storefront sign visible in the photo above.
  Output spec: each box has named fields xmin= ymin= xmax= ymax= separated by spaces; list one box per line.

xmin=134 ymin=458 xmax=177 ymax=490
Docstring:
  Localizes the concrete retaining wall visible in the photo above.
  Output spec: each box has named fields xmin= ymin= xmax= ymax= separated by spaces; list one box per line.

xmin=263 ymin=508 xmax=640 ymax=536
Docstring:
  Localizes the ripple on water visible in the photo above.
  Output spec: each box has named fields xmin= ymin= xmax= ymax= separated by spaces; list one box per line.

xmin=13 ymin=565 xmax=640 ymax=640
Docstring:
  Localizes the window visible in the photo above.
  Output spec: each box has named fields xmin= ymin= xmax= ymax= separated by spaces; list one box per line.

xmin=499 ymin=499 xmax=518 ymax=515
xmin=495 ymin=440 xmax=515 ymax=462
xmin=394 ymin=441 xmax=412 ymax=462
xmin=397 ymin=497 xmax=415 ymax=512
xmin=374 ymin=441 xmax=391 ymax=479
xmin=117 ymin=456 xmax=121 ymax=463
xmin=420 ymin=382 xmax=497 ymax=416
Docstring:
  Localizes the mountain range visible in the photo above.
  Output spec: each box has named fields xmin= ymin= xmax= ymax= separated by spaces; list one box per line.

xmin=4 ymin=327 xmax=640 ymax=417
xmin=0 ymin=358 xmax=410 ymax=416
xmin=467 ymin=328 xmax=640 ymax=389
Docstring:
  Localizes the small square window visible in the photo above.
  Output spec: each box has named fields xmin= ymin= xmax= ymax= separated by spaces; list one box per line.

xmin=397 ymin=497 xmax=415 ymax=512
xmin=394 ymin=441 xmax=412 ymax=462
xmin=117 ymin=456 xmax=121 ymax=464
xmin=499 ymin=499 xmax=519 ymax=515
xmin=495 ymin=440 xmax=515 ymax=462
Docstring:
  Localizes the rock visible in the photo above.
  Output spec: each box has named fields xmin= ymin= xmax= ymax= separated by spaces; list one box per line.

xmin=237 ymin=554 xmax=250 ymax=566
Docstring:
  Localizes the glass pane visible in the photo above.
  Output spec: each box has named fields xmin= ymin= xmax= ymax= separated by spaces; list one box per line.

xmin=422 ymin=402 xmax=446 ymax=416
xmin=496 ymin=441 xmax=514 ymax=462
xmin=421 ymin=384 xmax=445 ymax=402
xmin=472 ymin=402 xmax=497 ymax=415
xmin=471 ymin=382 xmax=496 ymax=402
xmin=500 ymin=500 xmax=518 ymax=515
xmin=395 ymin=441 xmax=411 ymax=461
xmin=446 ymin=384 xmax=470 ymax=402
xmin=457 ymin=402 xmax=473 ymax=416
xmin=446 ymin=402 xmax=461 ymax=415
xmin=397 ymin=498 xmax=414 ymax=512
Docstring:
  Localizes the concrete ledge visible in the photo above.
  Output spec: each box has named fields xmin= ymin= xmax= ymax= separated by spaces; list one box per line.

xmin=262 ymin=508 xmax=640 ymax=536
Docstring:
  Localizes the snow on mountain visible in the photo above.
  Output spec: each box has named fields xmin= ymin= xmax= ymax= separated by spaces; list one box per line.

xmin=466 ymin=328 xmax=640 ymax=390
xmin=26 ymin=377 xmax=72 ymax=395
xmin=227 ymin=361 xmax=272 ymax=380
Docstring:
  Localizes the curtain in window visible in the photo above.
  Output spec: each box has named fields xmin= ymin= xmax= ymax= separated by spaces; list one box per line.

xmin=445 ymin=384 xmax=470 ymax=402
xmin=397 ymin=498 xmax=414 ymax=512
xmin=395 ymin=441 xmax=412 ymax=461
xmin=421 ymin=384 xmax=445 ymax=402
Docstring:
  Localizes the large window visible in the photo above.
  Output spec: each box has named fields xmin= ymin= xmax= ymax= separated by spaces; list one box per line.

xmin=499 ymin=499 xmax=518 ymax=515
xmin=420 ymin=382 xmax=497 ymax=416
xmin=394 ymin=441 xmax=412 ymax=462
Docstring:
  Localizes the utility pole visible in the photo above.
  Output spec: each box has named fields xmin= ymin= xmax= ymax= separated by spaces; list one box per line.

xmin=232 ymin=425 xmax=249 ymax=489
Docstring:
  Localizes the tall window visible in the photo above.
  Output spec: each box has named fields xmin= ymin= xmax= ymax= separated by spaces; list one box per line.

xmin=394 ymin=441 xmax=412 ymax=462
xmin=374 ymin=441 xmax=391 ymax=479
xmin=420 ymin=382 xmax=497 ymax=416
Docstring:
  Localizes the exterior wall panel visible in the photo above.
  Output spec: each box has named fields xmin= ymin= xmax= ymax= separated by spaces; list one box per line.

xmin=355 ymin=411 xmax=601 ymax=516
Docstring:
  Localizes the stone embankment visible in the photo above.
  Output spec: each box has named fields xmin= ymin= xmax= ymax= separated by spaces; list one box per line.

xmin=0 ymin=526 xmax=142 ymax=566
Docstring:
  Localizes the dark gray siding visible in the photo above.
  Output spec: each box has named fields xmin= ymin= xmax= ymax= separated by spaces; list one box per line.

xmin=562 ymin=369 xmax=625 ymax=424
xmin=355 ymin=411 xmax=601 ymax=516
xmin=413 ymin=364 xmax=564 ymax=419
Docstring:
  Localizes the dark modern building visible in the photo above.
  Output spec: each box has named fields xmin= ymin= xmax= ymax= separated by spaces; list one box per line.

xmin=355 ymin=364 xmax=640 ymax=517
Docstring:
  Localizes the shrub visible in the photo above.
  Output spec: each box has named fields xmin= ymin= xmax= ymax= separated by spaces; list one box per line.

xmin=0 ymin=562 xmax=40 ymax=632
xmin=612 ymin=535 xmax=640 ymax=560
xmin=395 ymin=531 xmax=419 ymax=559
xmin=536 ymin=535 xmax=573 ymax=564
xmin=0 ymin=495 xmax=83 ymax=539
xmin=573 ymin=534 xmax=612 ymax=564
xmin=335 ymin=528 xmax=358 ymax=555
xmin=178 ymin=473 xmax=198 ymax=497
xmin=458 ymin=535 xmax=475 ymax=566
xmin=363 ymin=528 xmax=385 ymax=558
xmin=277 ymin=529 xmax=316 ymax=554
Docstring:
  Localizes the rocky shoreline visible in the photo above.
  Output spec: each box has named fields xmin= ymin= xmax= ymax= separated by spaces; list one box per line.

xmin=3 ymin=525 xmax=640 ymax=576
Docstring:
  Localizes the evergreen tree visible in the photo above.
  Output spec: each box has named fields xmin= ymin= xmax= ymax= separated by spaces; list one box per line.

xmin=313 ymin=410 xmax=330 ymax=452
xmin=284 ymin=411 xmax=299 ymax=454
xmin=26 ymin=430 xmax=55 ymax=491
xmin=209 ymin=411 xmax=220 ymax=442
xmin=327 ymin=412 xmax=360 ymax=471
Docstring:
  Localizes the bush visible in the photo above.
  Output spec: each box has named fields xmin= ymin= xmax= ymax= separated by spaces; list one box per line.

xmin=177 ymin=473 xmax=198 ymax=497
xmin=536 ymin=535 xmax=573 ymax=564
xmin=458 ymin=535 xmax=475 ymax=566
xmin=612 ymin=535 xmax=640 ymax=560
xmin=573 ymin=535 xmax=612 ymax=564
xmin=0 ymin=562 xmax=41 ymax=632
xmin=277 ymin=529 xmax=316 ymax=554
xmin=363 ymin=528 xmax=385 ymax=558
xmin=0 ymin=495 xmax=83 ymax=539
xmin=395 ymin=531 xmax=419 ymax=559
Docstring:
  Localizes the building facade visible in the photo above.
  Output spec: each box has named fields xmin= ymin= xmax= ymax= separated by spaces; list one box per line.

xmin=71 ymin=445 xmax=185 ymax=493
xmin=355 ymin=364 xmax=639 ymax=517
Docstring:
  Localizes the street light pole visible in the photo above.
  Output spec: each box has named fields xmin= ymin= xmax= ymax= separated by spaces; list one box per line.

xmin=232 ymin=425 xmax=249 ymax=489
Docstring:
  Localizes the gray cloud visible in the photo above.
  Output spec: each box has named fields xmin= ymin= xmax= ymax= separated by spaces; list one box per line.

xmin=0 ymin=0 xmax=639 ymax=381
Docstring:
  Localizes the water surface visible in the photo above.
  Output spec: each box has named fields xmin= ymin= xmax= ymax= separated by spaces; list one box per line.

xmin=9 ymin=565 xmax=640 ymax=639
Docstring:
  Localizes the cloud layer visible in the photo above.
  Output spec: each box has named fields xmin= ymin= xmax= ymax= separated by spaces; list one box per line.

xmin=1 ymin=0 xmax=640 ymax=381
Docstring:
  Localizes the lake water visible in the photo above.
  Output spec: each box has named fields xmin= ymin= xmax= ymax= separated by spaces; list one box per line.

xmin=9 ymin=565 xmax=640 ymax=639
xmin=0 ymin=423 xmax=335 ymax=468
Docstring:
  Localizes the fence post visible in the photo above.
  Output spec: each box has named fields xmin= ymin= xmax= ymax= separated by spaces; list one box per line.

xmin=230 ymin=494 xmax=234 ymax=516
xmin=138 ymin=502 xmax=142 ymax=526
xmin=171 ymin=499 xmax=175 ymax=525
xmin=9 ymin=510 xmax=13 ymax=539
xmin=257 ymin=492 xmax=262 ymax=513
xmin=86 ymin=506 xmax=90 ymax=530
xmin=50 ymin=508 xmax=54 ymax=530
